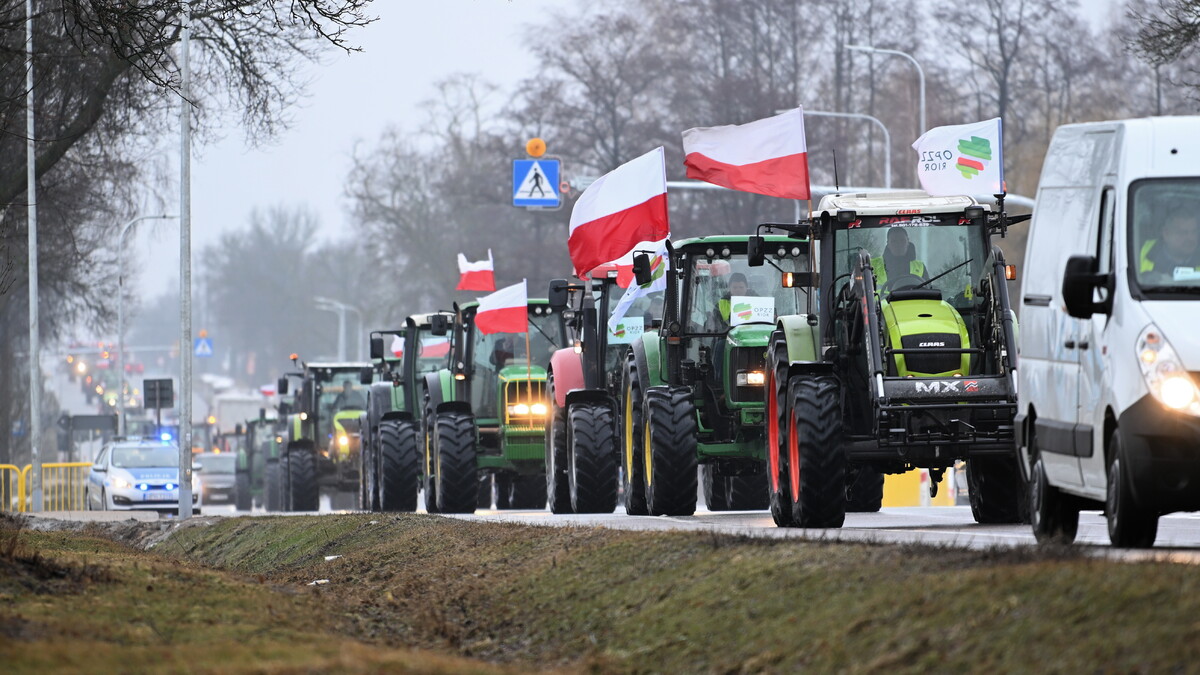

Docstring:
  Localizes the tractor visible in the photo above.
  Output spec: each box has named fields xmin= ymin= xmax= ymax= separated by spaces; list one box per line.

xmin=421 ymin=299 xmax=566 ymax=513
xmin=622 ymin=235 xmax=813 ymax=516
xmin=358 ymin=312 xmax=453 ymax=512
xmin=545 ymin=265 xmax=664 ymax=514
xmin=765 ymin=190 xmax=1028 ymax=528
xmin=276 ymin=358 xmax=372 ymax=511
xmin=226 ymin=413 xmax=279 ymax=511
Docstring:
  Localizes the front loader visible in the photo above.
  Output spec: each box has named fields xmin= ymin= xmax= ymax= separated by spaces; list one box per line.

xmin=766 ymin=190 xmax=1028 ymax=528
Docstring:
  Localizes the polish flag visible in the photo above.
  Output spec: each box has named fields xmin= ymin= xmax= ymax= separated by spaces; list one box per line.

xmin=390 ymin=334 xmax=404 ymax=358
xmin=420 ymin=337 xmax=451 ymax=358
xmin=456 ymin=250 xmax=496 ymax=291
xmin=568 ymin=147 xmax=669 ymax=280
xmin=682 ymin=108 xmax=810 ymax=199
xmin=475 ymin=280 xmax=528 ymax=335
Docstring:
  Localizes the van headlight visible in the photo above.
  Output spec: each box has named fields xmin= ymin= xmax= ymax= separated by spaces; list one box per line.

xmin=1137 ymin=324 xmax=1200 ymax=416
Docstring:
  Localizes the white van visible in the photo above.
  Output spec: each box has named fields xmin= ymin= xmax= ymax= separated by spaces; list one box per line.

xmin=1019 ymin=116 xmax=1200 ymax=548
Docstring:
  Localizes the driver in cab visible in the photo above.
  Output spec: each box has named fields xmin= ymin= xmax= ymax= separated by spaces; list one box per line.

xmin=717 ymin=272 xmax=757 ymax=323
xmin=1139 ymin=211 xmax=1200 ymax=282
xmin=871 ymin=226 xmax=927 ymax=287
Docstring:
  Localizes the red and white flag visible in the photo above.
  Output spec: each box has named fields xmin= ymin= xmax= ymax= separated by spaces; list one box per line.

xmin=390 ymin=334 xmax=404 ymax=358
xmin=456 ymin=249 xmax=496 ymax=291
xmin=420 ymin=337 xmax=451 ymax=358
xmin=475 ymin=280 xmax=528 ymax=335
xmin=682 ymin=108 xmax=810 ymax=199
xmin=568 ymin=147 xmax=669 ymax=280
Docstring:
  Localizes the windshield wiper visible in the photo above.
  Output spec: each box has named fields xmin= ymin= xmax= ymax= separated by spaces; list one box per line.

xmin=916 ymin=258 xmax=974 ymax=290
xmin=530 ymin=319 xmax=560 ymax=349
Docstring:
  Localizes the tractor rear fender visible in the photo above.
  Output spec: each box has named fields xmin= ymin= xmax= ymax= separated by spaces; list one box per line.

xmin=777 ymin=315 xmax=821 ymax=364
xmin=422 ymin=369 xmax=459 ymax=410
xmin=549 ymin=347 xmax=585 ymax=407
xmin=638 ymin=333 xmax=665 ymax=388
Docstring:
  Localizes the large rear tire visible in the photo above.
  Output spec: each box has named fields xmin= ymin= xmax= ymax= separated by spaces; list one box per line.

xmin=766 ymin=331 xmax=796 ymax=526
xmin=379 ymin=420 xmax=419 ymax=512
xmin=968 ymin=454 xmax=1023 ymax=524
xmin=727 ymin=472 xmax=769 ymax=511
xmin=846 ymin=466 xmax=884 ymax=513
xmin=287 ymin=449 xmax=319 ymax=512
xmin=546 ymin=375 xmax=573 ymax=514
xmin=510 ymin=473 xmax=547 ymax=509
xmin=264 ymin=460 xmax=281 ymax=512
xmin=422 ymin=401 xmax=439 ymax=514
xmin=1106 ymin=429 xmax=1158 ymax=548
xmin=786 ymin=375 xmax=845 ymax=528
xmin=434 ymin=412 xmax=478 ymax=514
xmin=362 ymin=415 xmax=379 ymax=512
xmin=702 ymin=465 xmax=730 ymax=511
xmin=621 ymin=356 xmax=649 ymax=515
xmin=1030 ymin=455 xmax=1079 ymax=544
xmin=569 ymin=402 xmax=618 ymax=513
xmin=643 ymin=386 xmax=698 ymax=517
xmin=235 ymin=472 xmax=252 ymax=511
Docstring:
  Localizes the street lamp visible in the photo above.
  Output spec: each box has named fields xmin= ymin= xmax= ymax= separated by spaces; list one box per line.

xmin=845 ymin=44 xmax=926 ymax=139
xmin=117 ymin=214 xmax=176 ymax=435
xmin=776 ymin=109 xmax=892 ymax=188
xmin=314 ymin=296 xmax=364 ymax=361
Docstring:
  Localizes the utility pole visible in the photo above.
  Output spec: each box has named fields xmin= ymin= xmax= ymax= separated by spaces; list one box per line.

xmin=178 ymin=2 xmax=194 ymax=519
xmin=26 ymin=0 xmax=42 ymax=512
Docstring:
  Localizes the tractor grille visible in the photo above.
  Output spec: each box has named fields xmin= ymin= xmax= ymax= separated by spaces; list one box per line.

xmin=729 ymin=346 xmax=766 ymax=403
xmin=504 ymin=379 xmax=548 ymax=424
xmin=899 ymin=332 xmax=962 ymax=375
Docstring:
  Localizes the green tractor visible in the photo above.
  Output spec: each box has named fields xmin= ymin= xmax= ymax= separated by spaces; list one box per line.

xmin=621 ymin=235 xmax=813 ymax=516
xmin=232 ymin=415 xmax=282 ymax=511
xmin=764 ymin=190 xmax=1027 ymax=528
xmin=358 ymin=313 xmax=454 ymax=512
xmin=421 ymin=299 xmax=566 ymax=513
xmin=545 ymin=265 xmax=664 ymax=514
xmin=276 ymin=358 xmax=372 ymax=511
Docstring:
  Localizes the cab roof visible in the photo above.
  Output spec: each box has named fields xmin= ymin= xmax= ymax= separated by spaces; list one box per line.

xmin=457 ymin=298 xmax=551 ymax=311
xmin=814 ymin=190 xmax=987 ymax=216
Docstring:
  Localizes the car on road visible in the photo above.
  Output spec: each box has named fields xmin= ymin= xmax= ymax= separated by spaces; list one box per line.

xmin=86 ymin=437 xmax=198 ymax=514
xmin=192 ymin=452 xmax=238 ymax=507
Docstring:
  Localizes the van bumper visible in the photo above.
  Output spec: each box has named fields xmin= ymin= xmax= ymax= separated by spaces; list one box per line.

xmin=1120 ymin=395 xmax=1200 ymax=513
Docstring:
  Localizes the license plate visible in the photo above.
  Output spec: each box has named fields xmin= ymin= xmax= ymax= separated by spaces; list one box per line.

xmin=143 ymin=490 xmax=178 ymax=502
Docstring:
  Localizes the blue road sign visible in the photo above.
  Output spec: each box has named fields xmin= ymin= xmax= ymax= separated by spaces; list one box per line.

xmin=512 ymin=159 xmax=561 ymax=208
xmin=194 ymin=337 xmax=213 ymax=358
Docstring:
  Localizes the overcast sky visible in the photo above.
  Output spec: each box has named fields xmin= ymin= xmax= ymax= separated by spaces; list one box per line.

xmin=130 ymin=0 xmax=559 ymax=301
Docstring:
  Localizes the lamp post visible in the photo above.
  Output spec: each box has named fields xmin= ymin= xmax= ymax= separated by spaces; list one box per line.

xmin=314 ymin=296 xmax=364 ymax=361
xmin=845 ymin=44 xmax=926 ymax=138
xmin=776 ymin=109 xmax=892 ymax=188
xmin=117 ymin=214 xmax=176 ymax=436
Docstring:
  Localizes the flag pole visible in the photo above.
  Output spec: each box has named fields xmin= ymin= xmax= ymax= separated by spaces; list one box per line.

xmin=525 ymin=323 xmax=532 ymax=403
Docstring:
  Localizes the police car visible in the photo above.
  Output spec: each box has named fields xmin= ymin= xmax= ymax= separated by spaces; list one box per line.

xmin=85 ymin=436 xmax=199 ymax=514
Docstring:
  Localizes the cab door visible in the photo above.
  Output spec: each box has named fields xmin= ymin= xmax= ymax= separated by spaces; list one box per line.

xmin=1079 ymin=187 xmax=1117 ymax=490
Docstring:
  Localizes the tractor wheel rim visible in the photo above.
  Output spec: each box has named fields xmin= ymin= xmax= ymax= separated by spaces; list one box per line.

xmin=624 ymin=382 xmax=635 ymax=479
xmin=767 ymin=369 xmax=780 ymax=493
xmin=643 ymin=417 xmax=653 ymax=488
xmin=788 ymin=408 xmax=801 ymax=503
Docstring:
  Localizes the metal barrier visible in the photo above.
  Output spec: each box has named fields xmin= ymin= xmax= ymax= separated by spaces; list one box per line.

xmin=19 ymin=462 xmax=92 ymax=512
xmin=0 ymin=464 xmax=23 ymax=512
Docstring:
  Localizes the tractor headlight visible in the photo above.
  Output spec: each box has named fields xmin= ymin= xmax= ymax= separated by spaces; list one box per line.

xmin=530 ymin=403 xmax=548 ymax=416
xmin=508 ymin=403 xmax=531 ymax=416
xmin=338 ymin=434 xmax=350 ymax=448
xmin=1137 ymin=324 xmax=1200 ymax=416
xmin=736 ymin=371 xmax=766 ymax=386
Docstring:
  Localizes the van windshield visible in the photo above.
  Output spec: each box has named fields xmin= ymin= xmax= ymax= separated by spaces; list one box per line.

xmin=1130 ymin=178 xmax=1200 ymax=296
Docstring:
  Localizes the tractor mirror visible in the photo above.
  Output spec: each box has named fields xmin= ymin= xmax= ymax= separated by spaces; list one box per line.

xmin=632 ymin=253 xmax=652 ymax=286
xmin=277 ymin=377 xmax=289 ymax=396
xmin=359 ymin=366 xmax=374 ymax=385
xmin=837 ymin=210 xmax=857 ymax=223
xmin=747 ymin=236 xmax=765 ymax=267
xmin=1062 ymin=255 xmax=1106 ymax=319
xmin=369 ymin=336 xmax=384 ymax=360
xmin=548 ymin=279 xmax=569 ymax=309
xmin=430 ymin=315 xmax=449 ymax=336
xmin=234 ymin=423 xmax=243 ymax=435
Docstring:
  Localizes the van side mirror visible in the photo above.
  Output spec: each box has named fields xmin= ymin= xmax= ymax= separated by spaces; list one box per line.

xmin=369 ymin=336 xmax=385 ymax=360
xmin=548 ymin=279 xmax=569 ymax=309
xmin=632 ymin=253 xmax=652 ymax=286
xmin=1062 ymin=255 xmax=1109 ymax=319
xmin=277 ymin=377 xmax=289 ymax=396
xmin=359 ymin=366 xmax=374 ymax=385
xmin=747 ymin=236 xmax=765 ymax=267
xmin=430 ymin=315 xmax=449 ymax=336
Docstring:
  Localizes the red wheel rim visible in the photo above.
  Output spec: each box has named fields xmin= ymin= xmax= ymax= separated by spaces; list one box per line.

xmin=767 ymin=369 xmax=780 ymax=493
xmin=788 ymin=407 xmax=801 ymax=502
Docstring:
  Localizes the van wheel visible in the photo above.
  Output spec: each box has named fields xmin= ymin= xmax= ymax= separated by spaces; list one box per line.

xmin=1029 ymin=455 xmax=1078 ymax=544
xmin=1106 ymin=430 xmax=1158 ymax=548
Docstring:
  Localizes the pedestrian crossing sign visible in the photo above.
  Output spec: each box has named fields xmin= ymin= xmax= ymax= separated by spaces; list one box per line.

xmin=194 ymin=337 xmax=213 ymax=358
xmin=512 ymin=159 xmax=560 ymax=208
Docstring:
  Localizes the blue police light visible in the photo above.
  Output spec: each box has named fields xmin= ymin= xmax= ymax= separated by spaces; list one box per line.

xmin=160 ymin=432 xmax=172 ymax=441
xmin=165 ymin=482 xmax=177 ymax=491
xmin=137 ymin=483 xmax=149 ymax=491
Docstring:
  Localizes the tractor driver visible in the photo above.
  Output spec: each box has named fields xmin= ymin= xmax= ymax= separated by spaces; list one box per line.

xmin=871 ymin=226 xmax=928 ymax=287
xmin=334 ymin=381 xmax=367 ymax=411
xmin=717 ymin=272 xmax=757 ymax=323
xmin=1140 ymin=211 xmax=1200 ymax=282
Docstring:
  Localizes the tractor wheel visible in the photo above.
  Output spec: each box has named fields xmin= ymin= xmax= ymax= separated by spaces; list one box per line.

xmin=422 ymin=402 xmax=439 ymax=514
xmin=702 ymin=465 xmax=730 ymax=511
xmin=767 ymin=331 xmax=795 ymax=526
xmin=379 ymin=420 xmax=419 ymax=512
xmin=727 ymin=472 xmax=769 ymax=511
xmin=434 ymin=412 xmax=478 ymax=514
xmin=569 ymin=402 xmax=618 ymax=514
xmin=494 ymin=474 xmax=512 ymax=509
xmin=510 ymin=473 xmax=547 ymax=509
xmin=1030 ymin=454 xmax=1079 ymax=544
xmin=264 ymin=460 xmax=280 ymax=512
xmin=786 ymin=375 xmax=845 ymax=528
xmin=846 ymin=466 xmax=884 ymax=513
xmin=546 ymin=376 xmax=573 ymax=514
xmin=968 ymin=454 xmax=1023 ymax=524
xmin=1106 ymin=429 xmax=1158 ymax=548
xmin=621 ymin=356 xmax=649 ymax=515
xmin=643 ymin=386 xmax=698 ymax=516
xmin=235 ymin=472 xmax=252 ymax=512
xmin=287 ymin=449 xmax=319 ymax=512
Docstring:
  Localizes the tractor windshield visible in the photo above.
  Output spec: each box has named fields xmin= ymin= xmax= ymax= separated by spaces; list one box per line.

xmin=683 ymin=246 xmax=811 ymax=334
xmin=466 ymin=306 xmax=564 ymax=418
xmin=414 ymin=328 xmax=451 ymax=373
xmin=833 ymin=214 xmax=990 ymax=310
xmin=318 ymin=370 xmax=368 ymax=421
xmin=602 ymin=284 xmax=664 ymax=373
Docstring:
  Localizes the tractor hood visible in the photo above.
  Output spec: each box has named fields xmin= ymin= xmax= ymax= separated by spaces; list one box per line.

xmin=498 ymin=364 xmax=548 ymax=381
xmin=726 ymin=323 xmax=773 ymax=348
